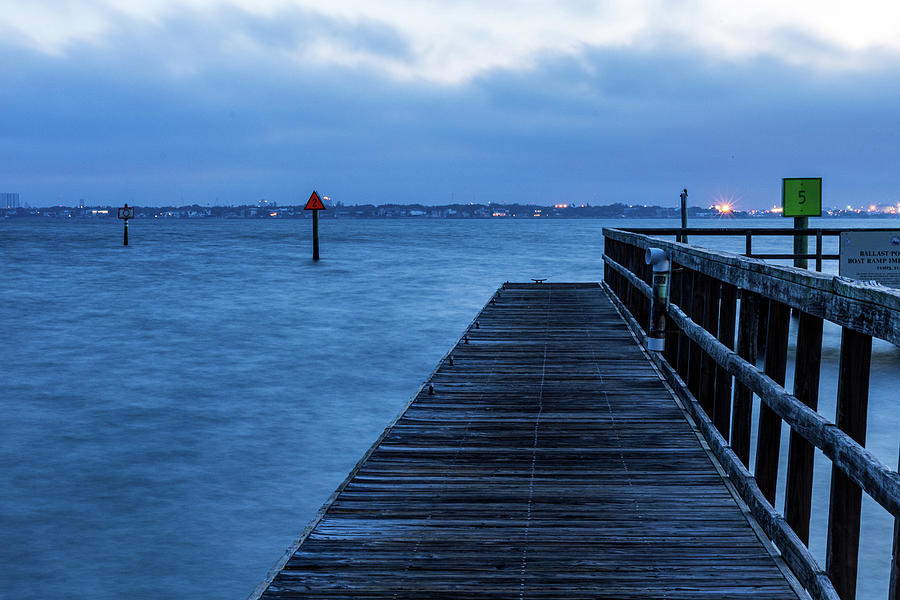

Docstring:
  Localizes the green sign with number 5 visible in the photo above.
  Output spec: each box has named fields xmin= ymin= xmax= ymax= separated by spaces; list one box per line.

xmin=782 ymin=177 xmax=822 ymax=217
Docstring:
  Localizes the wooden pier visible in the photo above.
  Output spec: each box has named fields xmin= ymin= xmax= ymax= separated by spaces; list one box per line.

xmin=253 ymin=283 xmax=805 ymax=599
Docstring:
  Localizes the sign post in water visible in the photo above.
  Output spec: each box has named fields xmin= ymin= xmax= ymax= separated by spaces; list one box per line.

xmin=304 ymin=191 xmax=326 ymax=261
xmin=117 ymin=203 xmax=134 ymax=246
xmin=782 ymin=178 xmax=822 ymax=269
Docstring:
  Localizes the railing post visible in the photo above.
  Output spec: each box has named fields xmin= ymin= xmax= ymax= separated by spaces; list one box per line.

xmin=731 ymin=290 xmax=760 ymax=467
xmin=664 ymin=263 xmax=681 ymax=366
xmin=640 ymin=252 xmax=653 ymax=331
xmin=745 ymin=231 xmax=752 ymax=257
xmin=754 ymin=300 xmax=791 ymax=505
xmin=784 ymin=311 xmax=824 ymax=545
xmin=714 ymin=283 xmax=737 ymax=439
xmin=826 ymin=327 xmax=873 ymax=600
xmin=890 ymin=449 xmax=900 ymax=600
xmin=603 ymin=236 xmax=612 ymax=288
xmin=757 ymin=298 xmax=770 ymax=357
xmin=613 ymin=240 xmax=626 ymax=300
xmin=699 ymin=275 xmax=720 ymax=417
xmin=629 ymin=244 xmax=643 ymax=325
xmin=816 ymin=230 xmax=824 ymax=272
xmin=623 ymin=242 xmax=636 ymax=318
xmin=676 ymin=268 xmax=693 ymax=382
xmin=687 ymin=271 xmax=705 ymax=399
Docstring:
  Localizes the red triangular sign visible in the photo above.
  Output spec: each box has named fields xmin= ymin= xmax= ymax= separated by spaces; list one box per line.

xmin=304 ymin=191 xmax=326 ymax=210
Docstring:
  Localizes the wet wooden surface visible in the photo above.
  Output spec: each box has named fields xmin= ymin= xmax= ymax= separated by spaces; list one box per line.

xmin=258 ymin=283 xmax=800 ymax=599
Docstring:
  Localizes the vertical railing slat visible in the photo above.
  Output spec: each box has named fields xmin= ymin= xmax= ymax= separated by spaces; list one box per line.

xmin=826 ymin=327 xmax=873 ymax=600
xmin=784 ymin=311 xmax=824 ymax=545
xmin=687 ymin=270 xmax=704 ymax=399
xmin=732 ymin=290 xmax=760 ymax=468
xmin=714 ymin=283 xmax=737 ymax=440
xmin=664 ymin=262 xmax=682 ymax=366
xmin=890 ymin=450 xmax=900 ymax=600
xmin=699 ymin=275 xmax=720 ymax=418
xmin=676 ymin=267 xmax=693 ymax=382
xmin=754 ymin=300 xmax=791 ymax=505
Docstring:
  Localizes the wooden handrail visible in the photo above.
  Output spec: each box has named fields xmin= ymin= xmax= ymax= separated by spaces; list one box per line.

xmin=605 ymin=228 xmax=900 ymax=345
xmin=623 ymin=227 xmax=899 ymax=236
xmin=602 ymin=252 xmax=900 ymax=517
xmin=602 ymin=227 xmax=900 ymax=600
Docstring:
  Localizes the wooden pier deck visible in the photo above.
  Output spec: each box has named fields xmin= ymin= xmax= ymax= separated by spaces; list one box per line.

xmin=255 ymin=283 xmax=802 ymax=599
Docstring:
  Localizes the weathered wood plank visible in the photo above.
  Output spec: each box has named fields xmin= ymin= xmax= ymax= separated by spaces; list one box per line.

xmin=605 ymin=283 xmax=840 ymax=600
xmin=254 ymin=284 xmax=801 ymax=600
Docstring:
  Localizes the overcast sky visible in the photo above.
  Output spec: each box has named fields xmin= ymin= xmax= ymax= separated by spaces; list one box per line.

xmin=3 ymin=1 xmax=900 ymax=208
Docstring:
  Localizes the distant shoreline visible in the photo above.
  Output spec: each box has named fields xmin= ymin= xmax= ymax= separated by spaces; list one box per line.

xmin=4 ymin=202 xmax=897 ymax=220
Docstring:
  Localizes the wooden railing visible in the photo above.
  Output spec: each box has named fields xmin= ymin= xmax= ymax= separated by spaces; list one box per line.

xmin=602 ymin=227 xmax=900 ymax=600
xmin=624 ymin=227 xmax=900 ymax=271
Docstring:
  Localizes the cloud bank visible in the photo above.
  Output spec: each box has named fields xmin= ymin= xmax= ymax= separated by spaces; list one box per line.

xmin=1 ymin=2 xmax=900 ymax=207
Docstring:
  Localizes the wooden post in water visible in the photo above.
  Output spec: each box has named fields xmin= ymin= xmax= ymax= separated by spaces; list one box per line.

xmin=679 ymin=188 xmax=688 ymax=243
xmin=784 ymin=311 xmax=823 ymax=544
xmin=794 ymin=216 xmax=809 ymax=269
xmin=304 ymin=190 xmax=326 ymax=261
xmin=117 ymin=203 xmax=133 ymax=246
xmin=312 ymin=210 xmax=319 ymax=261
xmin=827 ymin=327 xmax=872 ymax=600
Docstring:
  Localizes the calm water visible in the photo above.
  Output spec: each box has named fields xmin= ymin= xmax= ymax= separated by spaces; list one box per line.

xmin=1 ymin=217 xmax=898 ymax=599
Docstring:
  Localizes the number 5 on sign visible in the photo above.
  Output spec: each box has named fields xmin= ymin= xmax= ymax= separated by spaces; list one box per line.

xmin=782 ymin=178 xmax=822 ymax=217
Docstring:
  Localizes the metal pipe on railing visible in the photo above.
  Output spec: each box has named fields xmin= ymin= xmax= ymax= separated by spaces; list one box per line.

xmin=645 ymin=247 xmax=670 ymax=351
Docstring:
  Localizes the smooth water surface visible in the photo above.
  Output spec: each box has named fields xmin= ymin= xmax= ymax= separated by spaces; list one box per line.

xmin=1 ymin=217 xmax=897 ymax=599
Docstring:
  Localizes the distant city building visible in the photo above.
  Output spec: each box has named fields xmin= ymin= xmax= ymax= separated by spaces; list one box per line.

xmin=2 ymin=192 xmax=20 ymax=208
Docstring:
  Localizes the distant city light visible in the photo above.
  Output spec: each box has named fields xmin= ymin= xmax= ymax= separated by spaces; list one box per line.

xmin=713 ymin=202 xmax=733 ymax=214
xmin=554 ymin=203 xmax=568 ymax=209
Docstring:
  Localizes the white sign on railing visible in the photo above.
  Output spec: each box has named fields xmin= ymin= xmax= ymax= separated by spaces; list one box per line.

xmin=839 ymin=230 xmax=900 ymax=288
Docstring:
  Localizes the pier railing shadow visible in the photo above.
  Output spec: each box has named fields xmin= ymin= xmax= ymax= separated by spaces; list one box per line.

xmin=602 ymin=227 xmax=900 ymax=600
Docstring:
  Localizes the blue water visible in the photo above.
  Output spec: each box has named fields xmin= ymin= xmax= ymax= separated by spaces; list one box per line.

xmin=1 ymin=217 xmax=897 ymax=599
